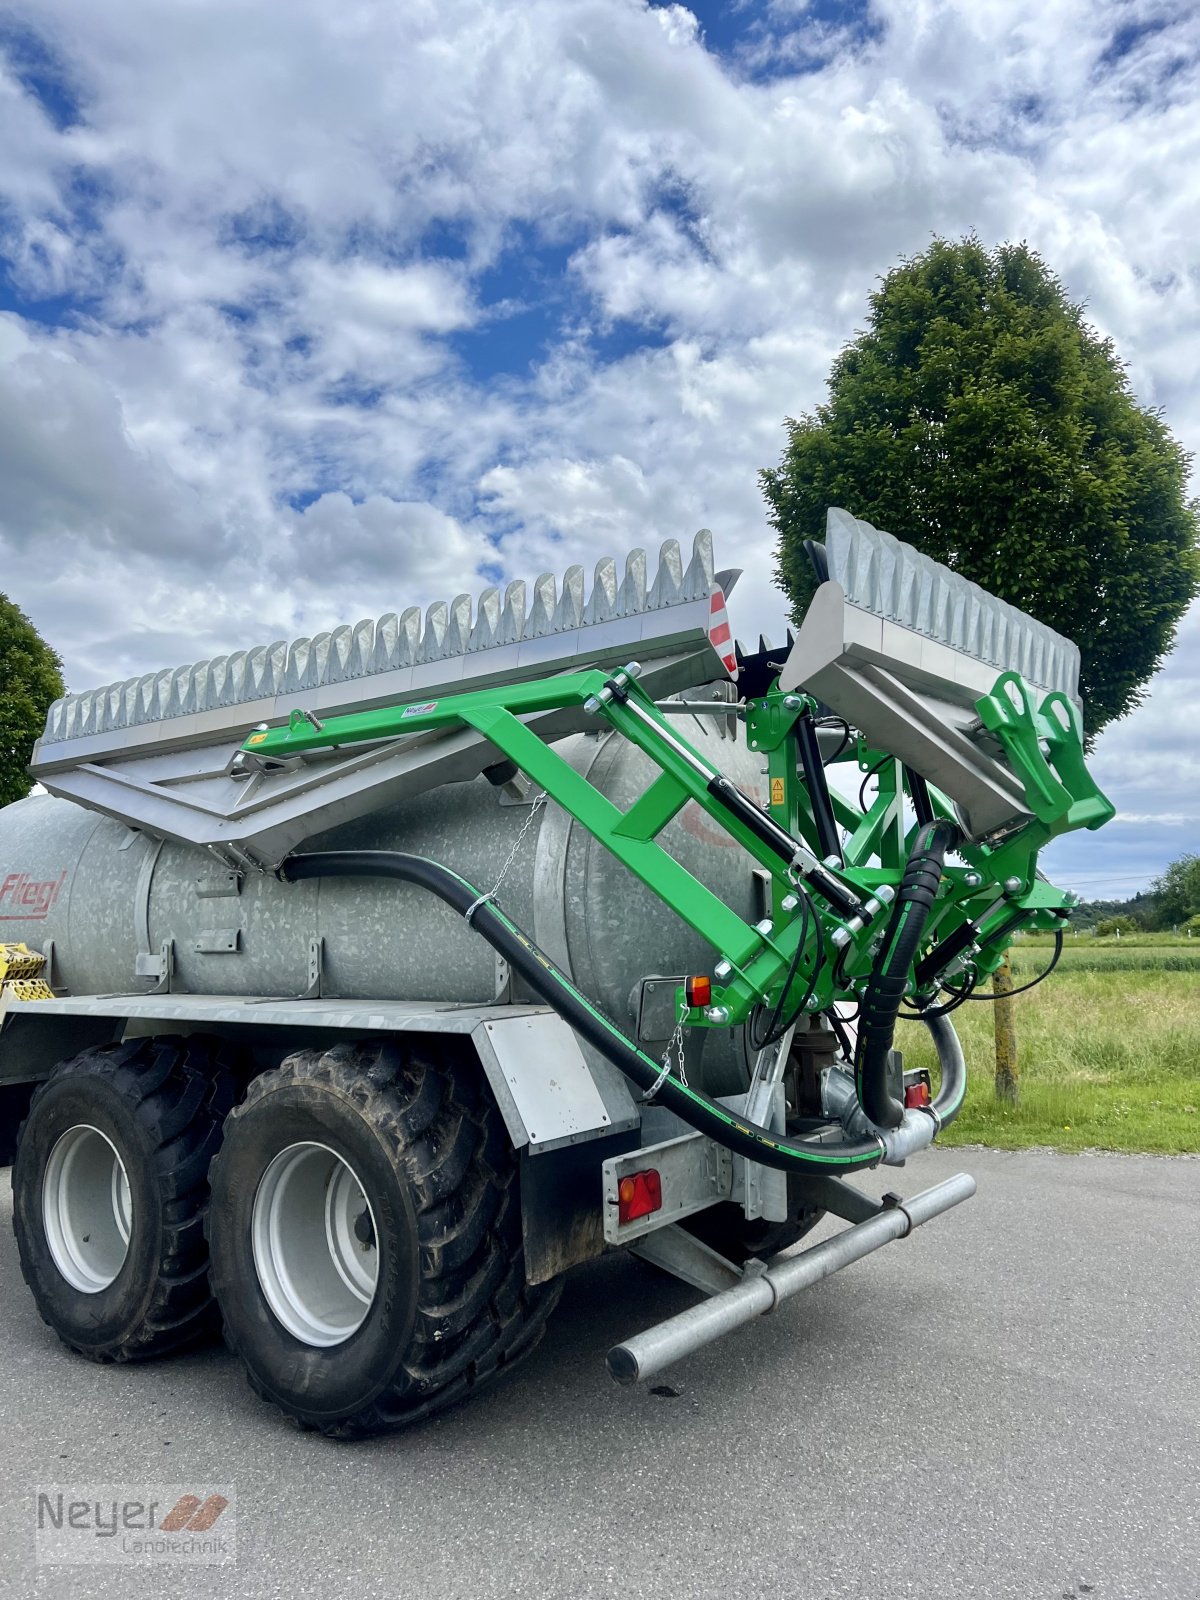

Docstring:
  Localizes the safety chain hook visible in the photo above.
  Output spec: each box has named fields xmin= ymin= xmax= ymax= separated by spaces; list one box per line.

xmin=465 ymin=791 xmax=548 ymax=924
xmin=642 ymin=1012 xmax=688 ymax=1102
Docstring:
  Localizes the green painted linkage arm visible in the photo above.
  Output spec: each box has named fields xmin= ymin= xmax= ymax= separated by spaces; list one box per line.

xmin=243 ymin=667 xmax=823 ymax=1020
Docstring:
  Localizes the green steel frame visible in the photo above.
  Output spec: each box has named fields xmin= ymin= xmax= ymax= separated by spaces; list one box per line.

xmin=243 ymin=659 xmax=1112 ymax=1030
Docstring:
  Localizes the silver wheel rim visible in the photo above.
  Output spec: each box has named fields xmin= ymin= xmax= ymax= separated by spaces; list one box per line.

xmin=42 ymin=1125 xmax=133 ymax=1294
xmin=251 ymin=1142 xmax=380 ymax=1347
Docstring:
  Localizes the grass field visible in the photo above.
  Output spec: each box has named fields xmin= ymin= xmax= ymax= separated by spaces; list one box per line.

xmin=1018 ymin=929 xmax=1200 ymax=973
xmin=899 ymin=939 xmax=1200 ymax=1154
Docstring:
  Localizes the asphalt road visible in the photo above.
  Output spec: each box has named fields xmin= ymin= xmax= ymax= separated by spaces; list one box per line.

xmin=0 ymin=1146 xmax=1197 ymax=1600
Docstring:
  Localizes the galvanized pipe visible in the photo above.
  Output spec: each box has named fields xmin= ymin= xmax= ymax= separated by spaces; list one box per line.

xmin=607 ymin=1171 xmax=976 ymax=1384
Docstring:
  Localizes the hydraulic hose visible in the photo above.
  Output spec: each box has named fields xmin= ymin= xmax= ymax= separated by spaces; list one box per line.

xmin=282 ymin=850 xmax=885 ymax=1176
xmin=855 ymin=819 xmax=960 ymax=1129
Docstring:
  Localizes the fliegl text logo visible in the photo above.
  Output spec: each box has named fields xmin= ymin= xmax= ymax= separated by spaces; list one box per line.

xmin=0 ymin=871 xmax=67 ymax=921
xmin=35 ymin=1486 xmax=236 ymax=1566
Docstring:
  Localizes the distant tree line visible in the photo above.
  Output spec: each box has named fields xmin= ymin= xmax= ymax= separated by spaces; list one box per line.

xmin=1069 ymin=855 xmax=1200 ymax=933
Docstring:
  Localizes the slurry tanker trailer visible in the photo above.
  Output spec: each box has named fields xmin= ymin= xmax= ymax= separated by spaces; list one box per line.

xmin=0 ymin=509 xmax=1111 ymax=1436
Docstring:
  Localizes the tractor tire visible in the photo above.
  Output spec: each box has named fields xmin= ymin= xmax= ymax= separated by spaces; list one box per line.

xmin=684 ymin=1190 xmax=825 ymax=1265
xmin=683 ymin=1032 xmax=830 ymax=1261
xmin=11 ymin=1035 xmax=238 ymax=1361
xmin=207 ymin=1039 xmax=560 ymax=1438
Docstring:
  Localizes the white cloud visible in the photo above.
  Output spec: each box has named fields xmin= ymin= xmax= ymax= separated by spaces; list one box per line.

xmin=0 ymin=314 xmax=222 ymax=562
xmin=1111 ymin=813 xmax=1190 ymax=826
xmin=287 ymin=492 xmax=488 ymax=588
xmin=0 ymin=0 xmax=1196 ymax=895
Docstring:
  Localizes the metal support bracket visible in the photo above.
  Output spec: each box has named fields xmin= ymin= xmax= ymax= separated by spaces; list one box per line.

xmin=492 ymin=952 xmax=513 ymax=1003
xmin=136 ymin=938 xmax=176 ymax=995
xmin=195 ymin=870 xmax=243 ymax=899
xmin=725 ymin=1080 xmax=789 ymax=1224
xmin=304 ymin=937 xmax=323 ymax=1000
xmin=40 ymin=938 xmax=58 ymax=992
xmin=789 ymin=1172 xmax=884 ymax=1226
xmin=631 ymin=1224 xmax=745 ymax=1296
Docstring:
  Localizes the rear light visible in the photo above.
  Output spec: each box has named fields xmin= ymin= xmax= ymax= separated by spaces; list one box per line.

xmin=904 ymin=1080 xmax=931 ymax=1109
xmin=617 ymin=1169 xmax=662 ymax=1225
xmin=684 ymin=974 xmax=712 ymax=1008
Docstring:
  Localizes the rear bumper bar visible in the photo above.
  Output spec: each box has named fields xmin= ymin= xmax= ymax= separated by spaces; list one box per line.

xmin=607 ymin=1171 xmax=976 ymax=1385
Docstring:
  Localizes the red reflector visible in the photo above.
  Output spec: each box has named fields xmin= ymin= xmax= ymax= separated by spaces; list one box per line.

xmin=685 ymin=974 xmax=712 ymax=1008
xmin=904 ymin=1082 xmax=931 ymax=1108
xmin=617 ymin=1169 xmax=663 ymax=1225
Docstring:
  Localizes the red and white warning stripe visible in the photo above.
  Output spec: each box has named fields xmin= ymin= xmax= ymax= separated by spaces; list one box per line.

xmin=708 ymin=586 xmax=737 ymax=678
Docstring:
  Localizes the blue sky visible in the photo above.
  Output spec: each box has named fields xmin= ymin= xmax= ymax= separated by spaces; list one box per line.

xmin=1 ymin=0 xmax=1197 ymax=898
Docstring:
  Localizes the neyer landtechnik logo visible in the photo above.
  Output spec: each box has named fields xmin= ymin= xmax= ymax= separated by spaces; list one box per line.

xmin=36 ymin=1487 xmax=235 ymax=1566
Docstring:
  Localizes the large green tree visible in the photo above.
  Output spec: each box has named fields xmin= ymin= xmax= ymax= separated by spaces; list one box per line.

xmin=761 ymin=236 xmax=1200 ymax=735
xmin=0 ymin=595 xmax=64 ymax=807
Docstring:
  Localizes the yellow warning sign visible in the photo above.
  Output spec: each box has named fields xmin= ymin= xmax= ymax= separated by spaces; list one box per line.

xmin=770 ymin=777 xmax=785 ymax=806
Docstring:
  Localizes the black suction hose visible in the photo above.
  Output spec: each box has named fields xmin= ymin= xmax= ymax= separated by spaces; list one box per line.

xmin=282 ymin=851 xmax=885 ymax=1176
xmin=854 ymin=820 xmax=960 ymax=1129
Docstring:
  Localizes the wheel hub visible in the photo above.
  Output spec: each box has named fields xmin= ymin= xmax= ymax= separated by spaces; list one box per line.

xmin=251 ymin=1142 xmax=380 ymax=1347
xmin=42 ymin=1125 xmax=133 ymax=1294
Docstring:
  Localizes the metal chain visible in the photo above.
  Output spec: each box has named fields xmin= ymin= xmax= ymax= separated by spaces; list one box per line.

xmin=464 ymin=790 xmax=547 ymax=923
xmin=642 ymin=1012 xmax=688 ymax=1102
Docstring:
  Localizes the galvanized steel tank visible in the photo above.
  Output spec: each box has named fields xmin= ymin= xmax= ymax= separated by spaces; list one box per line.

xmin=0 ymin=721 xmax=766 ymax=1065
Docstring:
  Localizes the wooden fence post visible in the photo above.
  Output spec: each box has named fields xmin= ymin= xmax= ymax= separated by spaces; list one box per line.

xmin=993 ymin=954 xmax=1018 ymax=1103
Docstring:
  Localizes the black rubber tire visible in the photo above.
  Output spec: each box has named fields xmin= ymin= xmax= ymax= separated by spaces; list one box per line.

xmin=0 ymin=1082 xmax=34 ymax=1166
xmin=11 ymin=1035 xmax=239 ymax=1361
xmin=684 ymin=1170 xmax=825 ymax=1265
xmin=683 ymin=1203 xmax=823 ymax=1264
xmin=207 ymin=1039 xmax=561 ymax=1438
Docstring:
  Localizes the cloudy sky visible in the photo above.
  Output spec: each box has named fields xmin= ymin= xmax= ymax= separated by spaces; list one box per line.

xmin=1 ymin=0 xmax=1196 ymax=898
